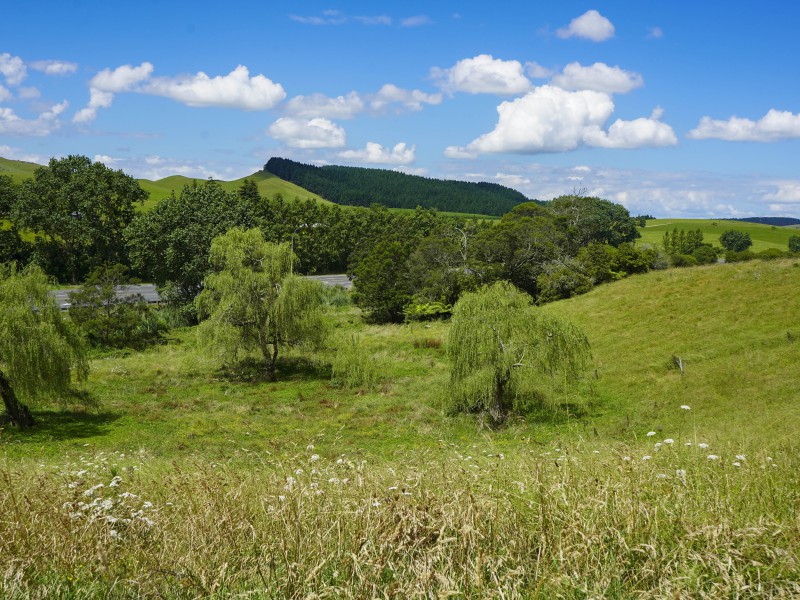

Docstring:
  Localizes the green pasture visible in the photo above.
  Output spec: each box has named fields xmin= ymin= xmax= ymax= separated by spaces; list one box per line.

xmin=641 ymin=218 xmax=798 ymax=251
xmin=0 ymin=156 xmax=39 ymax=184
xmin=3 ymin=259 xmax=800 ymax=596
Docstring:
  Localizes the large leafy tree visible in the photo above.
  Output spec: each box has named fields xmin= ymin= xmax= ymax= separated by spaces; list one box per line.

xmin=719 ymin=229 xmax=753 ymax=252
xmin=548 ymin=195 xmax=640 ymax=249
xmin=195 ymin=228 xmax=327 ymax=381
xmin=12 ymin=156 xmax=148 ymax=283
xmin=125 ymin=181 xmax=252 ymax=310
xmin=447 ymin=281 xmax=590 ymax=425
xmin=0 ymin=264 xmax=88 ymax=429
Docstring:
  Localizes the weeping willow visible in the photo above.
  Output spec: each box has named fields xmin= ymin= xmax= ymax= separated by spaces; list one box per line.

xmin=446 ymin=281 xmax=590 ymax=423
xmin=0 ymin=263 xmax=88 ymax=429
xmin=195 ymin=228 xmax=327 ymax=380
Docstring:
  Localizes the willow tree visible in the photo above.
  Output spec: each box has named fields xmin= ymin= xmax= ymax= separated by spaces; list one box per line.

xmin=195 ymin=228 xmax=327 ymax=381
xmin=447 ymin=281 xmax=590 ymax=425
xmin=0 ymin=264 xmax=88 ymax=429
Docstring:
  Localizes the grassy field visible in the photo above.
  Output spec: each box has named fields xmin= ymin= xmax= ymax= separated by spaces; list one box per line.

xmin=640 ymin=218 xmax=798 ymax=252
xmin=2 ymin=259 xmax=799 ymax=596
xmin=0 ymin=156 xmax=39 ymax=184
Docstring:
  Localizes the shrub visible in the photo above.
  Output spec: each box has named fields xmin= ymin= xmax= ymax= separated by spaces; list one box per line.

xmin=757 ymin=248 xmax=787 ymax=260
xmin=691 ymin=245 xmax=718 ymax=265
xmin=403 ymin=301 xmax=452 ymax=322
xmin=330 ymin=334 xmax=385 ymax=390
xmin=725 ymin=250 xmax=755 ymax=263
xmin=789 ymin=234 xmax=800 ymax=254
xmin=669 ymin=254 xmax=697 ymax=268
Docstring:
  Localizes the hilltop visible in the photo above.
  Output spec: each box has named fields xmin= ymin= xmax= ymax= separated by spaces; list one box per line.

xmin=264 ymin=157 xmax=532 ymax=216
xmin=640 ymin=218 xmax=799 ymax=251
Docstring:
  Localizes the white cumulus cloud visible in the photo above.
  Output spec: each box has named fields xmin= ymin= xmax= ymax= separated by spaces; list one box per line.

xmin=431 ymin=54 xmax=532 ymax=96
xmin=551 ymin=62 xmax=643 ymax=94
xmin=285 ymin=92 xmax=365 ymax=119
xmin=0 ymin=53 xmax=27 ymax=86
xmin=73 ymin=88 xmax=114 ymax=123
xmin=370 ymin=84 xmax=442 ymax=111
xmin=0 ymin=85 xmax=11 ymax=102
xmin=91 ymin=62 xmax=155 ymax=93
xmin=688 ymin=109 xmax=800 ymax=142
xmin=0 ymin=101 xmax=68 ymax=136
xmin=268 ymin=117 xmax=346 ymax=148
xmin=144 ymin=65 xmax=285 ymax=110
xmin=557 ymin=10 xmax=615 ymax=42
xmin=30 ymin=60 xmax=78 ymax=76
xmin=445 ymin=86 xmax=676 ymax=156
xmin=339 ymin=142 xmax=415 ymax=165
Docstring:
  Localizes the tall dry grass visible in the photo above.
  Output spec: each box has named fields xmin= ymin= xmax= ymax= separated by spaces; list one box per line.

xmin=2 ymin=438 xmax=798 ymax=598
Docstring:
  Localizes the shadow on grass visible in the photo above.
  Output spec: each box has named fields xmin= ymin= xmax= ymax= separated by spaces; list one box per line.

xmin=3 ymin=410 xmax=120 ymax=443
xmin=217 ymin=356 xmax=332 ymax=384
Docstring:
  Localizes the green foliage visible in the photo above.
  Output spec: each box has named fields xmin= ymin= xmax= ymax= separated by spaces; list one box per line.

xmin=471 ymin=203 xmax=565 ymax=297
xmin=0 ymin=175 xmax=17 ymax=217
xmin=195 ymin=228 xmax=327 ymax=380
xmin=446 ymin=281 xmax=590 ymax=423
xmin=0 ymin=263 xmax=87 ymax=427
xmin=403 ymin=300 xmax=453 ymax=322
xmin=691 ymin=244 xmax=718 ymax=265
xmin=548 ymin=195 xmax=641 ymax=248
xmin=577 ymin=243 xmax=624 ymax=284
xmin=265 ymin=157 xmax=529 ymax=216
xmin=536 ymin=259 xmax=594 ymax=304
xmin=67 ymin=264 xmax=166 ymax=349
xmin=351 ymin=239 xmax=413 ymax=323
xmin=756 ymin=248 xmax=787 ymax=260
xmin=663 ymin=228 xmax=704 ymax=255
xmin=330 ymin=334 xmax=385 ymax=390
xmin=725 ymin=249 xmax=755 ymax=263
xmin=126 ymin=181 xmax=253 ymax=311
xmin=670 ymin=253 xmax=697 ymax=267
xmin=719 ymin=229 xmax=753 ymax=252
xmin=788 ymin=235 xmax=800 ymax=253
xmin=12 ymin=156 xmax=148 ymax=283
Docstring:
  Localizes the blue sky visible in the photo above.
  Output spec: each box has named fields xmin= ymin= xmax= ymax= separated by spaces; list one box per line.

xmin=2 ymin=1 xmax=800 ymax=218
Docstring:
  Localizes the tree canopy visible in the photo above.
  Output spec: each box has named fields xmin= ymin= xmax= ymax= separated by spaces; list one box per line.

xmin=12 ymin=155 xmax=148 ymax=283
xmin=0 ymin=263 xmax=88 ymax=428
xmin=195 ymin=228 xmax=327 ymax=380
xmin=447 ymin=281 xmax=590 ymax=424
xmin=265 ymin=157 xmax=531 ymax=216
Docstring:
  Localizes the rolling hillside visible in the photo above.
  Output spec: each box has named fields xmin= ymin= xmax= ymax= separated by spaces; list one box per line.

xmin=543 ymin=258 xmax=800 ymax=446
xmin=641 ymin=218 xmax=798 ymax=251
xmin=0 ymin=156 xmax=40 ymax=184
xmin=1 ymin=157 xmax=329 ymax=212
xmin=138 ymin=169 xmax=333 ymax=210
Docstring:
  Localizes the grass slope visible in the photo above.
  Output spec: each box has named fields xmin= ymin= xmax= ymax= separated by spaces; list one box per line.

xmin=641 ymin=218 xmax=798 ymax=251
xmin=2 ymin=260 xmax=799 ymax=596
xmin=0 ymin=156 xmax=40 ymax=184
xmin=544 ymin=258 xmax=800 ymax=445
xmin=138 ymin=169 xmax=333 ymax=210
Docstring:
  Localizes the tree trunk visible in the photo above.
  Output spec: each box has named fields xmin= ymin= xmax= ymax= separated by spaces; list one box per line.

xmin=488 ymin=374 xmax=508 ymax=427
xmin=262 ymin=342 xmax=279 ymax=382
xmin=0 ymin=370 xmax=35 ymax=430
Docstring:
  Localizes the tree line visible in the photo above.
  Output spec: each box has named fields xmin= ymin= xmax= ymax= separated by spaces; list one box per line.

xmin=264 ymin=157 xmax=531 ymax=216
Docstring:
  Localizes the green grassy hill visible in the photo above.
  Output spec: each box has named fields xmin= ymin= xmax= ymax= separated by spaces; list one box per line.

xmin=544 ymin=258 xmax=800 ymax=446
xmin=641 ymin=218 xmax=797 ymax=251
xmin=138 ymin=169 xmax=333 ymax=210
xmin=1 ymin=157 xmax=331 ymax=211
xmin=0 ymin=156 xmax=40 ymax=184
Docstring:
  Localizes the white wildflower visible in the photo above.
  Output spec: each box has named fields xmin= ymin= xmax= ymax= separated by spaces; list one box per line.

xmin=141 ymin=501 xmax=153 ymax=510
xmin=622 ymin=456 xmax=631 ymax=461
xmin=698 ymin=443 xmax=709 ymax=449
xmin=664 ymin=439 xmax=674 ymax=445
xmin=680 ymin=405 xmax=691 ymax=410
xmin=109 ymin=476 xmax=122 ymax=487
xmin=646 ymin=431 xmax=656 ymax=437
xmin=294 ymin=468 xmax=303 ymax=475
xmin=654 ymin=442 xmax=662 ymax=449
xmin=733 ymin=462 xmax=741 ymax=467
xmin=306 ymin=443 xmax=315 ymax=451
xmin=707 ymin=454 xmax=719 ymax=461
xmin=736 ymin=454 xmax=746 ymax=461
xmin=310 ymin=454 xmax=320 ymax=462
xmin=642 ymin=455 xmax=652 ymax=461
xmin=110 ymin=529 xmax=121 ymax=539
xmin=656 ymin=473 xmax=668 ymax=479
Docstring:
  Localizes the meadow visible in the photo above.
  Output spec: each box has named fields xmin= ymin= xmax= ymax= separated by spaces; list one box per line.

xmin=640 ymin=218 xmax=798 ymax=252
xmin=2 ymin=259 xmax=799 ymax=597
